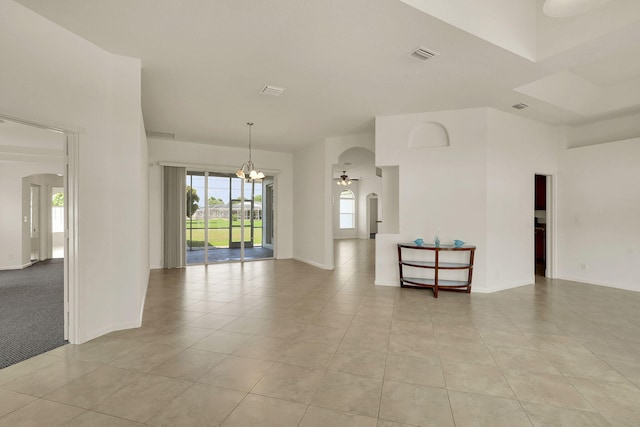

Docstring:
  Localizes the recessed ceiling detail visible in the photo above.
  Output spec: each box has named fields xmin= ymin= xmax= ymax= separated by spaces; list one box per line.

xmin=543 ymin=0 xmax=614 ymax=18
xmin=14 ymin=0 xmax=640 ymax=149
xmin=513 ymin=103 xmax=529 ymax=110
xmin=259 ymin=85 xmax=285 ymax=96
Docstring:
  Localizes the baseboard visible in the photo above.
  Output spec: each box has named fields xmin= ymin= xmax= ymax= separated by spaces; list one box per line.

xmin=0 ymin=262 xmax=33 ymax=271
xmin=374 ymin=280 xmax=398 ymax=287
xmin=80 ymin=320 xmax=143 ymax=344
xmin=556 ymin=275 xmax=640 ymax=293
xmin=112 ymin=320 xmax=143 ymax=332
xmin=139 ymin=270 xmax=150 ymax=323
xmin=473 ymin=278 xmax=534 ymax=294
xmin=80 ymin=326 xmax=115 ymax=344
xmin=293 ymin=257 xmax=333 ymax=270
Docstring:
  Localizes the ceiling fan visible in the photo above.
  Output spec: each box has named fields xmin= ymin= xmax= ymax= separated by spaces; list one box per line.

xmin=336 ymin=171 xmax=359 ymax=186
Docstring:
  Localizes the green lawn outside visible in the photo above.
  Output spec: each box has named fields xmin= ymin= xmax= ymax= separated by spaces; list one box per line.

xmin=187 ymin=219 xmax=262 ymax=229
xmin=186 ymin=227 xmax=263 ymax=248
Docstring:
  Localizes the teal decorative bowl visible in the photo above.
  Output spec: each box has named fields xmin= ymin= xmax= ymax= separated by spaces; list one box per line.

xmin=453 ymin=239 xmax=465 ymax=248
xmin=414 ymin=238 xmax=424 ymax=246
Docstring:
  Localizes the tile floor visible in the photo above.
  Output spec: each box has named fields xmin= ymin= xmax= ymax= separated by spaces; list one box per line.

xmin=1 ymin=239 xmax=640 ymax=426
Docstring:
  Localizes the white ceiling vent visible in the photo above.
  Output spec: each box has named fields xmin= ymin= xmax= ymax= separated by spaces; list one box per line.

xmin=259 ymin=85 xmax=285 ymax=96
xmin=146 ymin=130 xmax=175 ymax=139
xmin=409 ymin=47 xmax=439 ymax=62
xmin=512 ymin=103 xmax=529 ymax=110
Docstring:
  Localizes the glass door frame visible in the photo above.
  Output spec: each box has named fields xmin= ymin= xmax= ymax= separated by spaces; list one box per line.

xmin=186 ymin=169 xmax=271 ymax=265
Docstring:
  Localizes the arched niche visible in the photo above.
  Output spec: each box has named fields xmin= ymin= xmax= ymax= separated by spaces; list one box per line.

xmin=408 ymin=122 xmax=450 ymax=148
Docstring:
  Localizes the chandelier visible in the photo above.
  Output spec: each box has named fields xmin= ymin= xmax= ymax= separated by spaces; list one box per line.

xmin=336 ymin=171 xmax=352 ymax=186
xmin=236 ymin=122 xmax=265 ymax=180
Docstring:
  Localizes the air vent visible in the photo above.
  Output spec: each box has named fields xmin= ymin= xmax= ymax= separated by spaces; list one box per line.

xmin=409 ymin=47 xmax=439 ymax=62
xmin=259 ymin=85 xmax=285 ymax=96
xmin=512 ymin=103 xmax=529 ymax=110
xmin=146 ymin=130 xmax=175 ymax=139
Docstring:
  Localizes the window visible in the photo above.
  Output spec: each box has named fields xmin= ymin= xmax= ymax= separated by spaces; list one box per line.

xmin=339 ymin=189 xmax=355 ymax=229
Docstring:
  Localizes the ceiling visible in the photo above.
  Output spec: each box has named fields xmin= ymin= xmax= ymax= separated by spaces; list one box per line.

xmin=14 ymin=0 xmax=640 ymax=152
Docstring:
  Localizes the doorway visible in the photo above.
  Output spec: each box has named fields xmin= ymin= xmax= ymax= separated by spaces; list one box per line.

xmin=30 ymin=184 xmax=41 ymax=262
xmin=51 ymin=186 xmax=65 ymax=258
xmin=367 ymin=194 xmax=378 ymax=239
xmin=186 ymin=170 xmax=274 ymax=264
xmin=0 ymin=114 xmax=75 ymax=365
xmin=534 ymin=174 xmax=552 ymax=278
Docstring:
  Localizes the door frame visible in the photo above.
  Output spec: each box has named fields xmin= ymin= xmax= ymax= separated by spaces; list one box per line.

xmin=533 ymin=172 xmax=556 ymax=279
xmin=366 ymin=193 xmax=378 ymax=238
xmin=185 ymin=170 xmax=269 ymax=263
xmin=0 ymin=113 xmax=79 ymax=343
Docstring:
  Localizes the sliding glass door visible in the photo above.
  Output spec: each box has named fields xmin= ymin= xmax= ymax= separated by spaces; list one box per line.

xmin=186 ymin=170 xmax=273 ymax=265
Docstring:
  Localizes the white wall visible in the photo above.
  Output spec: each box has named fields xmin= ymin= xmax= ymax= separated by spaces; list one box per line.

xmin=0 ymin=1 xmax=148 ymax=343
xmin=379 ymin=166 xmax=399 ymax=235
xmin=375 ymin=107 xmax=564 ymax=292
xmin=375 ymin=109 xmax=489 ymax=289
xmin=567 ymin=112 xmax=640 ymax=149
xmin=557 ymin=138 xmax=640 ymax=291
xmin=148 ymin=138 xmax=293 ymax=269
xmin=486 ymin=109 xmax=560 ymax=292
xmin=292 ymin=140 xmax=329 ymax=268
xmin=0 ymin=164 xmax=63 ymax=270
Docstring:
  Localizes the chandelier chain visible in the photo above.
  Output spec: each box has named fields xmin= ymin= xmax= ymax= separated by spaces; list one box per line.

xmin=247 ymin=122 xmax=254 ymax=161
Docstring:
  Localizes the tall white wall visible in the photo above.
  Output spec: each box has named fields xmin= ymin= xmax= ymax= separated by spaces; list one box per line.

xmin=292 ymin=141 xmax=329 ymax=268
xmin=486 ymin=109 xmax=561 ymax=292
xmin=148 ymin=138 xmax=293 ymax=269
xmin=375 ymin=109 xmax=489 ymax=289
xmin=0 ymin=1 xmax=148 ymax=343
xmin=557 ymin=138 xmax=640 ymax=291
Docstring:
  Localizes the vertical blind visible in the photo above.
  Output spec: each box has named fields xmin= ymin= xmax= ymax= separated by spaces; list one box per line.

xmin=163 ymin=166 xmax=186 ymax=268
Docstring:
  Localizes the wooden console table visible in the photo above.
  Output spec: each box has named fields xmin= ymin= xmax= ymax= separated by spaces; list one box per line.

xmin=397 ymin=243 xmax=475 ymax=298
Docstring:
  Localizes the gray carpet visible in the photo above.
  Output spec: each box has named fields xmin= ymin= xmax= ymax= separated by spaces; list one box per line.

xmin=0 ymin=259 xmax=67 ymax=369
